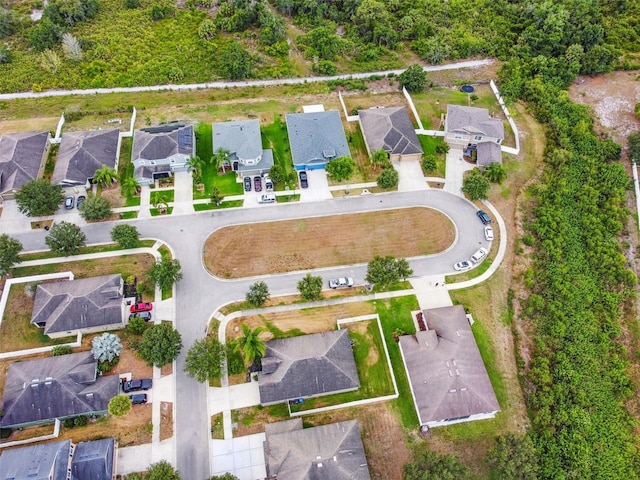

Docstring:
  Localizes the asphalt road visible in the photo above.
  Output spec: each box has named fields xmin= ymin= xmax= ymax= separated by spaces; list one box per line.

xmin=11 ymin=189 xmax=488 ymax=480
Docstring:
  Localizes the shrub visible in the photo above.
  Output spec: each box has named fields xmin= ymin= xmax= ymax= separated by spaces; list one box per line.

xmin=108 ymin=395 xmax=132 ymax=416
xmin=78 ymin=195 xmax=112 ymax=221
xmin=124 ymin=0 xmax=139 ymax=8
xmin=64 ymin=418 xmax=75 ymax=428
xmin=325 ymin=156 xmax=355 ymax=181
xmin=435 ymin=143 xmax=450 ymax=154
xmin=377 ymin=166 xmax=399 ymax=189
xmin=127 ymin=316 xmax=147 ymax=335
xmin=52 ymin=345 xmax=72 ymax=356
xmin=422 ymin=155 xmax=437 ymax=172
xmin=313 ymin=60 xmax=337 ymax=75
xmin=297 ymin=273 xmax=323 ymax=301
xmin=74 ymin=415 xmax=88 ymax=426
xmin=398 ymin=64 xmax=427 ymax=93
xmin=91 ymin=333 xmax=123 ymax=363
xmin=462 ymin=168 xmax=490 ymax=200
xmin=198 ymin=19 xmax=216 ymax=40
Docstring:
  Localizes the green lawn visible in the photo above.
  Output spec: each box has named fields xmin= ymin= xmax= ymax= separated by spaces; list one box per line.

xmin=418 ymin=135 xmax=446 ymax=177
xmin=18 ymin=241 xmax=156 ymax=261
xmin=194 ymin=199 xmax=243 ymax=211
xmin=149 ymin=190 xmax=174 ymax=205
xmin=261 ymin=115 xmax=296 ymax=190
xmin=120 ymin=211 xmax=138 ymax=219
xmin=373 ymin=296 xmax=420 ymax=429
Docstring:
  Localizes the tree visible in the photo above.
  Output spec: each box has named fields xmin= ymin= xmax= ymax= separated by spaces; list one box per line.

xmin=365 ymin=255 xmax=413 ymax=287
xmin=371 ymin=149 xmax=390 ymax=171
xmin=211 ymin=186 xmax=224 ymax=207
xmin=139 ymin=323 xmax=183 ymax=367
xmin=15 ymin=179 xmax=64 ymax=216
xmin=91 ymin=333 xmax=123 ymax=363
xmin=127 ymin=315 xmax=147 ymax=335
xmin=45 ymin=221 xmax=86 ymax=256
xmin=108 ymin=394 xmax=132 ymax=416
xmin=487 ymin=434 xmax=539 ymax=480
xmin=93 ymin=164 xmax=118 ymax=187
xmin=186 ymin=155 xmax=205 ymax=180
xmin=121 ymin=176 xmax=140 ymax=198
xmin=246 ymin=281 xmax=270 ymax=307
xmin=40 ymin=49 xmax=62 ymax=74
xmin=628 ymin=132 xmax=640 ymax=164
xmin=484 ymin=162 xmax=507 ymax=184
xmin=218 ymin=42 xmax=253 ymax=80
xmin=297 ymin=273 xmax=323 ymax=301
xmin=111 ymin=224 xmax=140 ymax=249
xmin=325 ymin=156 xmax=355 ymax=181
xmin=146 ymin=460 xmax=180 ymax=480
xmin=462 ymin=168 xmax=490 ymax=200
xmin=149 ymin=258 xmax=183 ymax=290
xmin=198 ymin=18 xmax=216 ymax=40
xmin=61 ymin=32 xmax=82 ymax=61
xmin=403 ymin=449 xmax=470 ymax=479
xmin=0 ymin=234 xmax=22 ymax=277
xmin=377 ymin=166 xmax=399 ymax=189
xmin=79 ymin=195 xmax=112 ymax=221
xmin=233 ymin=323 xmax=266 ymax=366
xmin=398 ymin=64 xmax=427 ymax=93
xmin=210 ymin=474 xmax=239 ymax=480
xmin=184 ymin=336 xmax=226 ymax=382
xmin=269 ymin=164 xmax=285 ymax=184
xmin=29 ymin=18 xmax=62 ymax=52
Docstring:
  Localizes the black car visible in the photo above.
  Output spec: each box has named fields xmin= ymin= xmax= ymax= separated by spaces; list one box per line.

xmin=129 ymin=311 xmax=152 ymax=322
xmin=254 ymin=176 xmax=262 ymax=192
xmin=299 ymin=171 xmax=308 ymax=188
xmin=476 ymin=210 xmax=491 ymax=225
xmin=123 ymin=378 xmax=153 ymax=393
xmin=244 ymin=176 xmax=252 ymax=192
xmin=130 ymin=394 xmax=148 ymax=405
xmin=76 ymin=195 xmax=86 ymax=209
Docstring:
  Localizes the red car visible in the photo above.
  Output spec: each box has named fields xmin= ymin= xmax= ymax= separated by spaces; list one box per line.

xmin=130 ymin=302 xmax=153 ymax=313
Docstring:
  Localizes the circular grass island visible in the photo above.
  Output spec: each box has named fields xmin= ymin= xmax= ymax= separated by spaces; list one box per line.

xmin=203 ymin=207 xmax=456 ymax=278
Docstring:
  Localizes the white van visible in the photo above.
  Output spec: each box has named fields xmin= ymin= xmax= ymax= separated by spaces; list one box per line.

xmin=470 ymin=247 xmax=488 ymax=264
xmin=258 ymin=194 xmax=276 ymax=204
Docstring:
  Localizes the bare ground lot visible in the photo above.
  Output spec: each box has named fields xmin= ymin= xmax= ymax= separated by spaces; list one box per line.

xmin=205 ymin=208 xmax=455 ymax=278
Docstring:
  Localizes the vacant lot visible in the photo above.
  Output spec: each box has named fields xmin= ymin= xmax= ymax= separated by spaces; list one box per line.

xmin=205 ymin=208 xmax=455 ymax=278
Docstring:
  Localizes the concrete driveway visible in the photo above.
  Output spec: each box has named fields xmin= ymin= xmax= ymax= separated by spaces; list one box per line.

xmin=299 ymin=169 xmax=332 ymax=202
xmin=443 ymin=146 xmax=475 ymax=196
xmin=394 ymin=160 xmax=428 ymax=192
xmin=211 ymin=434 xmax=266 ymax=480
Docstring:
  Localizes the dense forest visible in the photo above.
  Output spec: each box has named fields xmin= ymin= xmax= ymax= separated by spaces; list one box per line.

xmin=3 ymin=0 xmax=640 ymax=477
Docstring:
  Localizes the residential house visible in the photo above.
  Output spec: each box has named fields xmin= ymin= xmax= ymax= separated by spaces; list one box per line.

xmin=398 ymin=305 xmax=500 ymax=428
xmin=444 ymin=104 xmax=505 ymax=167
xmin=263 ymin=418 xmax=371 ymax=480
xmin=258 ymin=329 xmax=359 ymax=405
xmin=0 ymin=351 xmax=119 ymax=428
xmin=358 ymin=107 xmax=423 ymax=161
xmin=0 ymin=131 xmax=51 ymax=201
xmin=285 ymin=111 xmax=350 ymax=170
xmin=212 ymin=119 xmax=273 ymax=177
xmin=52 ymin=129 xmax=120 ymax=188
xmin=30 ymin=274 xmax=126 ymax=338
xmin=0 ymin=438 xmax=117 ymax=480
xmin=132 ymin=124 xmax=194 ymax=186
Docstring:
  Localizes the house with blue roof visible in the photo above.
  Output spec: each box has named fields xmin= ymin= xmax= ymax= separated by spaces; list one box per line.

xmin=285 ymin=111 xmax=350 ymax=170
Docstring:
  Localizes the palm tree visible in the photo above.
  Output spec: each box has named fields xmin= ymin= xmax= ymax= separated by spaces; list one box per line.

xmin=121 ymin=176 xmax=140 ymax=198
xmin=186 ymin=155 xmax=204 ymax=174
xmin=212 ymin=148 xmax=230 ymax=172
xmin=371 ymin=149 xmax=390 ymax=171
xmin=484 ymin=162 xmax=507 ymax=184
xmin=234 ymin=323 xmax=266 ymax=366
xmin=93 ymin=164 xmax=118 ymax=188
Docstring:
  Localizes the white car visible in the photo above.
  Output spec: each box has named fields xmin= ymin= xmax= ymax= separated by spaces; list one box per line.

xmin=328 ymin=277 xmax=354 ymax=289
xmin=470 ymin=247 xmax=488 ymax=264
xmin=484 ymin=226 xmax=494 ymax=241
xmin=453 ymin=261 xmax=472 ymax=271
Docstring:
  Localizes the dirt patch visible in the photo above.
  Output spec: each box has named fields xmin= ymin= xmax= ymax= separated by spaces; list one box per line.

xmin=343 ymin=321 xmax=379 ymax=366
xmin=205 ymin=208 xmax=455 ymax=278
xmin=100 ymin=184 xmax=126 ymax=208
xmin=569 ymin=71 xmax=640 ymax=144
xmin=160 ymin=401 xmax=173 ymax=441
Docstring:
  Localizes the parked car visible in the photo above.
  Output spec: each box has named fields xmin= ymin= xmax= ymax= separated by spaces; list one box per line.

xmin=129 ymin=311 xmax=152 ymax=321
xmin=130 ymin=302 xmax=153 ymax=313
xmin=470 ymin=247 xmax=488 ymax=264
xmin=244 ymin=176 xmax=252 ymax=192
xmin=329 ymin=277 xmax=354 ymax=289
xmin=254 ymin=176 xmax=262 ymax=192
xmin=264 ymin=176 xmax=273 ymax=191
xmin=76 ymin=195 xmax=86 ymax=209
xmin=453 ymin=261 xmax=472 ymax=271
xmin=64 ymin=196 xmax=75 ymax=209
xmin=476 ymin=210 xmax=491 ymax=225
xmin=258 ymin=194 xmax=276 ymax=204
xmin=123 ymin=378 xmax=153 ymax=393
xmin=484 ymin=226 xmax=494 ymax=241
xmin=299 ymin=171 xmax=308 ymax=188
xmin=130 ymin=394 xmax=148 ymax=405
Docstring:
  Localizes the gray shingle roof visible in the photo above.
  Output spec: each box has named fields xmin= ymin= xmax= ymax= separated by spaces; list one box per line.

xmin=52 ymin=129 xmax=119 ymax=186
xmin=30 ymin=274 xmax=124 ymax=335
xmin=264 ymin=419 xmax=371 ymax=480
xmin=0 ymin=131 xmax=49 ymax=194
xmin=398 ymin=305 xmax=500 ymax=425
xmin=72 ymin=438 xmax=116 ymax=480
xmin=358 ymin=107 xmax=423 ymax=156
xmin=0 ymin=351 xmax=119 ymax=428
xmin=213 ymin=120 xmax=263 ymax=162
xmin=0 ymin=440 xmax=71 ymax=480
xmin=285 ymin=111 xmax=350 ymax=166
xmin=132 ymin=124 xmax=193 ymax=161
xmin=258 ymin=329 xmax=359 ymax=405
xmin=446 ymin=105 xmax=504 ymax=139
xmin=476 ymin=142 xmax=502 ymax=167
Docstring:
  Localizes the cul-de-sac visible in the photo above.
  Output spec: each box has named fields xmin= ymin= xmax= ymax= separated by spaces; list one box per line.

xmin=1 ymin=3 xmax=640 ymax=479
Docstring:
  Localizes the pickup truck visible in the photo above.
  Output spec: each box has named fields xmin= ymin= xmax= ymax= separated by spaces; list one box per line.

xmin=328 ymin=277 xmax=354 ymax=289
